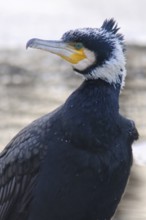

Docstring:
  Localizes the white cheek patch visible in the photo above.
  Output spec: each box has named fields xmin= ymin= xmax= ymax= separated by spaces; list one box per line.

xmin=72 ymin=49 xmax=96 ymax=71
xmin=72 ymin=40 xmax=126 ymax=88
xmin=84 ymin=41 xmax=126 ymax=88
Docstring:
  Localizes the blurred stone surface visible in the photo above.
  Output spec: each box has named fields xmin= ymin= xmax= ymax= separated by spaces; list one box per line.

xmin=114 ymin=164 xmax=146 ymax=220
xmin=0 ymin=45 xmax=146 ymax=219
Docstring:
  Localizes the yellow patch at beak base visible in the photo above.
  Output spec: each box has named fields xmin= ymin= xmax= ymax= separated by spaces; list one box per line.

xmin=60 ymin=48 xmax=87 ymax=64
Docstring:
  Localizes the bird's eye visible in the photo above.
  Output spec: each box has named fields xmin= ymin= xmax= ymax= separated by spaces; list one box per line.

xmin=74 ymin=42 xmax=83 ymax=50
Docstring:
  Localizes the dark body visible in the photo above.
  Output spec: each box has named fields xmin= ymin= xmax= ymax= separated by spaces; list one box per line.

xmin=0 ymin=79 xmax=138 ymax=220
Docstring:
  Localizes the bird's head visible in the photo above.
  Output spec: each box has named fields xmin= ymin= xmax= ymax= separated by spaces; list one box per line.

xmin=27 ymin=19 xmax=126 ymax=88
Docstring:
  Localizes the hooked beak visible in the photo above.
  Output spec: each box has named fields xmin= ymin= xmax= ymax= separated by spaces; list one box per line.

xmin=26 ymin=38 xmax=86 ymax=64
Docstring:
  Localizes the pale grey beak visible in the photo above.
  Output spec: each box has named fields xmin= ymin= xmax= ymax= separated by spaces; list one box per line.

xmin=26 ymin=38 xmax=86 ymax=64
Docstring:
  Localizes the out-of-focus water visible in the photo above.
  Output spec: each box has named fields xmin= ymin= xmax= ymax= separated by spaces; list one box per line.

xmin=0 ymin=0 xmax=146 ymax=48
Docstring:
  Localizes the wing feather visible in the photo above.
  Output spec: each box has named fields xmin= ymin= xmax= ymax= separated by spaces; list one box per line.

xmin=0 ymin=113 xmax=52 ymax=220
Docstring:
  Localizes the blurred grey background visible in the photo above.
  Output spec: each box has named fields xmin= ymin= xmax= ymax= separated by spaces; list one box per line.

xmin=0 ymin=0 xmax=146 ymax=219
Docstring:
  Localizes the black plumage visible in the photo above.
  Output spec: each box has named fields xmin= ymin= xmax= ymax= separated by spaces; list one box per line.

xmin=0 ymin=19 xmax=138 ymax=220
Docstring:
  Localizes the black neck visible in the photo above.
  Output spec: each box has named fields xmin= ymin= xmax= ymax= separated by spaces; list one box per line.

xmin=63 ymin=79 xmax=120 ymax=117
xmin=60 ymin=79 xmax=121 ymax=149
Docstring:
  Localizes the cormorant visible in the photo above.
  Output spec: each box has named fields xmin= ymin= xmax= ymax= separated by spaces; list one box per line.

xmin=0 ymin=19 xmax=138 ymax=220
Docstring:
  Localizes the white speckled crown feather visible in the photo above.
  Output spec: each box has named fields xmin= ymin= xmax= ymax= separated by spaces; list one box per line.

xmin=62 ymin=19 xmax=126 ymax=88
